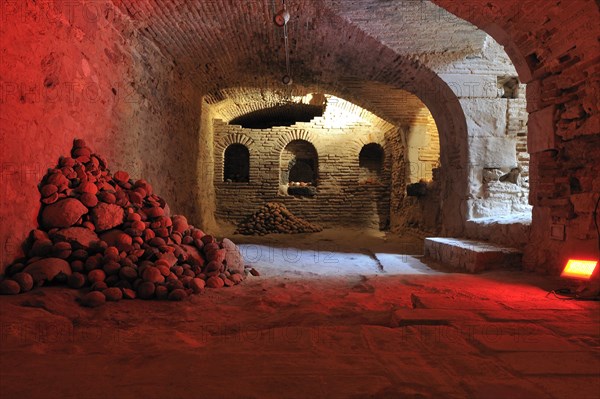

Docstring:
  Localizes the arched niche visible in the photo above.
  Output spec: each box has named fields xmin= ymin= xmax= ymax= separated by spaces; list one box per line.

xmin=359 ymin=143 xmax=384 ymax=184
xmin=223 ymin=144 xmax=250 ymax=183
xmin=280 ymin=139 xmax=318 ymax=196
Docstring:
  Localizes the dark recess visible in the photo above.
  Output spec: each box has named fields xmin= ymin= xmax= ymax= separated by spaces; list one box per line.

xmin=230 ymin=104 xmax=324 ymax=129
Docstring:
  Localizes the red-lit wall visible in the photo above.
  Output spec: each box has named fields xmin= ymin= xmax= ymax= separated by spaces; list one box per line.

xmin=0 ymin=2 xmax=203 ymax=272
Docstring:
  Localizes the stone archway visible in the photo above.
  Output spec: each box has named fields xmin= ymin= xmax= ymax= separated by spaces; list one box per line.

xmin=428 ymin=0 xmax=600 ymax=272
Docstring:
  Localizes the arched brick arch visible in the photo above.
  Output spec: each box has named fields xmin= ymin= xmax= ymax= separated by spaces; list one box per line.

xmin=214 ymin=134 xmax=256 ymax=183
xmin=192 ymin=6 xmax=473 ymax=236
xmin=357 ymin=142 xmax=388 ymax=182
xmin=279 ymin=138 xmax=319 ymax=187
xmin=353 ymin=138 xmax=387 ymax=156
xmin=104 ymin=0 xmax=541 ymax=240
xmin=353 ymin=138 xmax=393 ymax=176
xmin=274 ymin=130 xmax=318 ymax=154
xmin=214 ymin=133 xmax=255 ymax=156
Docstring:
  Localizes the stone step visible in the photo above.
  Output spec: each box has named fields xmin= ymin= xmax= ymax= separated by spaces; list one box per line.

xmin=424 ymin=237 xmax=522 ymax=273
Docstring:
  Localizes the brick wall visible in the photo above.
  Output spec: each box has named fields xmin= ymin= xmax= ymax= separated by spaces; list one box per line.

xmin=213 ymin=120 xmax=395 ymax=229
xmin=212 ymin=94 xmax=442 ymax=231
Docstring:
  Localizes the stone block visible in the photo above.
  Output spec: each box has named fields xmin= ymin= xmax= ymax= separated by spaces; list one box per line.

xmin=468 ymin=136 xmax=518 ymax=169
xmin=424 ymin=237 xmax=522 ymax=272
xmin=461 ymin=98 xmax=508 ymax=138
xmin=439 ymin=74 xmax=498 ymax=98
xmin=469 ymin=198 xmax=513 ymax=219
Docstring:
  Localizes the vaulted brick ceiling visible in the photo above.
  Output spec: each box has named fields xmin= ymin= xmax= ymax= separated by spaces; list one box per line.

xmin=113 ymin=0 xmax=480 ymax=124
xmin=326 ymin=0 xmax=487 ymax=54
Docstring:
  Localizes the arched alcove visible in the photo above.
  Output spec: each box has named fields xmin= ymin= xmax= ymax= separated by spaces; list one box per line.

xmin=223 ymin=144 xmax=250 ymax=183
xmin=359 ymin=143 xmax=384 ymax=184
xmin=289 ymin=159 xmax=315 ymax=183
xmin=280 ymin=140 xmax=318 ymax=196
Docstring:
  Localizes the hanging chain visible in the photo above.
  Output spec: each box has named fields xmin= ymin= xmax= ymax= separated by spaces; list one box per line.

xmin=271 ymin=0 xmax=293 ymax=100
xmin=282 ymin=0 xmax=292 ymax=100
xmin=283 ymin=0 xmax=291 ymax=78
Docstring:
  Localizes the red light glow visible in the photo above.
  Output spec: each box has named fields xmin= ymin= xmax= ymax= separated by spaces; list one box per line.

xmin=561 ymin=259 xmax=598 ymax=280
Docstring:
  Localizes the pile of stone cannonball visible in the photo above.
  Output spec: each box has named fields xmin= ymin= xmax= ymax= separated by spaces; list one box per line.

xmin=0 ymin=139 xmax=248 ymax=306
xmin=235 ymin=202 xmax=322 ymax=236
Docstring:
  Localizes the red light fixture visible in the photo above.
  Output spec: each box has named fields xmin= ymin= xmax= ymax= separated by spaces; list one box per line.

xmin=561 ymin=259 xmax=598 ymax=280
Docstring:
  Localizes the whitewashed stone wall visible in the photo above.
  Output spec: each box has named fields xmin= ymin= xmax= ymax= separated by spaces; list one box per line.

xmin=438 ymin=38 xmax=531 ymax=220
xmin=406 ymin=119 xmax=441 ymax=183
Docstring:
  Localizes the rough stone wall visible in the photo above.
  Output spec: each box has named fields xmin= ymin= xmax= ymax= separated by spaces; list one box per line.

xmin=213 ymin=107 xmax=396 ymax=229
xmin=0 ymin=2 xmax=202 ymax=272
xmin=473 ymin=84 xmax=531 ymax=218
xmin=193 ymin=100 xmax=218 ymax=233
xmin=0 ymin=2 xmax=135 ymax=271
xmin=508 ymin=83 xmax=530 ymax=183
xmin=389 ymin=112 xmax=443 ymax=235
xmin=129 ymin=38 xmax=204 ymax=229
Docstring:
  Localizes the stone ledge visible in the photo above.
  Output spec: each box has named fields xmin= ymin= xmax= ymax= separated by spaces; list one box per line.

xmin=424 ymin=237 xmax=522 ymax=273
xmin=464 ymin=213 xmax=532 ymax=249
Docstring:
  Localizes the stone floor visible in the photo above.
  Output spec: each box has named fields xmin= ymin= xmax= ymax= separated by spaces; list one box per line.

xmin=0 ymin=228 xmax=599 ymax=398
